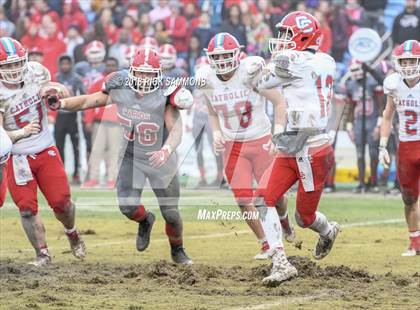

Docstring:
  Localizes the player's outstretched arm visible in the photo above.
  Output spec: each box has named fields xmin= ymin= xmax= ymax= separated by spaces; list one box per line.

xmin=59 ymin=91 xmax=109 ymax=112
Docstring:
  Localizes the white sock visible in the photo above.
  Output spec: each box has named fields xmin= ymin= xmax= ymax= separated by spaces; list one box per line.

xmin=64 ymin=226 xmax=77 ymax=234
xmin=260 ymin=207 xmax=284 ymax=254
xmin=309 ymin=212 xmax=332 ymax=237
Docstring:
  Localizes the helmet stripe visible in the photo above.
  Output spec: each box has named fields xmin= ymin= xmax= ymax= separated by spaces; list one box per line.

xmin=403 ymin=40 xmax=413 ymax=52
xmin=215 ymin=33 xmax=225 ymax=48
xmin=1 ymin=38 xmax=16 ymax=56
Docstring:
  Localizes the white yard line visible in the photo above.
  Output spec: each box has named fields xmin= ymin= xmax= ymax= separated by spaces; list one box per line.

xmin=227 ymin=290 xmax=340 ymax=310
xmin=0 ymin=218 xmax=404 ymax=256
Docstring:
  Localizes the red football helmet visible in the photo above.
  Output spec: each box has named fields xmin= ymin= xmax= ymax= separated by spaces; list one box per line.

xmin=85 ymin=40 xmax=106 ymax=64
xmin=393 ymin=40 xmax=420 ymax=79
xmin=159 ymin=44 xmax=177 ymax=70
xmin=139 ymin=37 xmax=159 ymax=51
xmin=128 ymin=47 xmax=162 ymax=93
xmin=269 ymin=11 xmax=322 ymax=54
xmin=0 ymin=37 xmax=28 ymax=83
xmin=205 ymin=32 xmax=243 ymax=75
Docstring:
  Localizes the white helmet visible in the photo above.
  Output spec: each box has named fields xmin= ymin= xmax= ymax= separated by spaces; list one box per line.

xmin=85 ymin=40 xmax=106 ymax=64
xmin=158 ymin=44 xmax=177 ymax=70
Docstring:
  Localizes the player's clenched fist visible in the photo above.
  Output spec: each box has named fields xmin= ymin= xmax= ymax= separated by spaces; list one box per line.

xmin=146 ymin=145 xmax=172 ymax=168
xmin=379 ymin=146 xmax=390 ymax=169
xmin=40 ymin=82 xmax=70 ymax=110
xmin=213 ymin=131 xmax=225 ymax=155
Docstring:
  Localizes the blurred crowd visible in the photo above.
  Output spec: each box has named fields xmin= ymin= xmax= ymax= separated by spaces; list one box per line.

xmin=1 ymin=0 xmax=419 ymax=191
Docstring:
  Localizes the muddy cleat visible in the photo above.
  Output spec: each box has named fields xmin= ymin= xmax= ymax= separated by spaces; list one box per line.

xmin=401 ymin=248 xmax=420 ymax=257
xmin=254 ymin=241 xmax=270 ymax=260
xmin=136 ymin=212 xmax=155 ymax=251
xmin=171 ymin=245 xmax=193 ymax=265
xmin=313 ymin=222 xmax=340 ymax=260
xmin=280 ymin=215 xmax=296 ymax=243
xmin=262 ymin=250 xmax=298 ymax=286
xmin=66 ymin=230 xmax=87 ymax=259
xmin=28 ymin=253 xmax=52 ymax=267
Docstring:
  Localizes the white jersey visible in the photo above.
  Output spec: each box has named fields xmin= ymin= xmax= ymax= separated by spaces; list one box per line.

xmin=259 ymin=50 xmax=336 ymax=144
xmin=0 ymin=126 xmax=12 ymax=164
xmin=196 ymin=56 xmax=271 ymax=141
xmin=0 ymin=62 xmax=54 ymax=155
xmin=383 ymin=73 xmax=420 ymax=142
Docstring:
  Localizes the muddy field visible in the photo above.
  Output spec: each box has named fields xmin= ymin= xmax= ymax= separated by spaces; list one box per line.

xmin=1 ymin=256 xmax=419 ymax=310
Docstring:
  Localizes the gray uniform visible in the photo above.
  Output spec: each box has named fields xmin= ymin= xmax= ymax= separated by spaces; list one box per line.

xmin=103 ymin=70 xmax=180 ymax=224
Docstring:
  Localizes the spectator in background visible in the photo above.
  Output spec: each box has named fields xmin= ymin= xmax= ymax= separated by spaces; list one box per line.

xmin=30 ymin=0 xmax=61 ymax=32
xmin=0 ymin=6 xmax=15 ymax=36
xmin=27 ymin=47 xmax=44 ymax=63
xmin=154 ymin=20 xmax=170 ymax=45
xmin=108 ymin=29 xmax=131 ymax=67
xmin=314 ymin=10 xmax=332 ymax=53
xmin=219 ymin=4 xmax=247 ymax=47
xmin=345 ymin=0 xmax=367 ymax=35
xmin=359 ymin=0 xmax=387 ymax=34
xmin=149 ymin=0 xmax=171 ymax=24
xmin=64 ymin=25 xmax=84 ymax=61
xmin=38 ymin=16 xmax=66 ymax=78
xmin=138 ymin=12 xmax=155 ymax=38
xmin=184 ymin=1 xmax=200 ymax=44
xmin=82 ymin=57 xmax=121 ymax=189
xmin=392 ymin=0 xmax=420 ymax=45
xmin=192 ymin=12 xmax=215 ymax=51
xmin=330 ymin=1 xmax=350 ymax=62
xmin=62 ymin=0 xmax=88 ymax=36
xmin=187 ymin=34 xmax=202 ymax=76
xmin=116 ymin=14 xmax=141 ymax=45
xmin=97 ymin=8 xmax=118 ymax=44
xmin=5 ymin=0 xmax=30 ymax=24
xmin=20 ymin=22 xmax=43 ymax=50
xmin=164 ymin=1 xmax=188 ymax=58
xmin=245 ymin=12 xmax=272 ymax=56
xmin=54 ymin=55 xmax=85 ymax=185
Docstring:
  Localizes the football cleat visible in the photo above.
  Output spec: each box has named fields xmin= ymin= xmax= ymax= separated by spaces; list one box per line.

xmin=262 ymin=249 xmax=298 ymax=286
xmin=280 ymin=214 xmax=296 ymax=243
xmin=136 ymin=212 xmax=155 ymax=251
xmin=401 ymin=248 xmax=420 ymax=257
xmin=66 ymin=230 xmax=87 ymax=259
xmin=81 ymin=179 xmax=99 ymax=189
xmin=313 ymin=222 xmax=340 ymax=260
xmin=28 ymin=252 xmax=52 ymax=267
xmin=171 ymin=245 xmax=193 ymax=265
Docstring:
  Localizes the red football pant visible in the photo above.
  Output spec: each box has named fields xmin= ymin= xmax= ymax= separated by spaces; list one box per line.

xmin=223 ymin=135 xmax=273 ymax=205
xmin=0 ymin=166 xmax=7 ymax=207
xmin=6 ymin=146 xmax=71 ymax=215
xmin=257 ymin=144 xmax=334 ymax=227
xmin=398 ymin=140 xmax=420 ymax=203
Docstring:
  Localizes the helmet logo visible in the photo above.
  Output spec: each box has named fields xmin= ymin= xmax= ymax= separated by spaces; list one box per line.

xmin=295 ymin=16 xmax=313 ymax=32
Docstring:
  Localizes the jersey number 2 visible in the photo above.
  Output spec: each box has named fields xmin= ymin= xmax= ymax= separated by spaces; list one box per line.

xmin=405 ymin=110 xmax=418 ymax=135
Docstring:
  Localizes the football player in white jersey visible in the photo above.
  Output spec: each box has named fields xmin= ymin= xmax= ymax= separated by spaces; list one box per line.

xmin=196 ymin=32 xmax=295 ymax=261
xmin=0 ymin=37 xmax=86 ymax=266
xmin=255 ymin=11 xmax=340 ymax=285
xmin=380 ymin=40 xmax=420 ymax=256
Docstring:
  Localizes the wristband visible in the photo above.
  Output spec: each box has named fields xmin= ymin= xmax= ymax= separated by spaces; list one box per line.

xmin=379 ymin=137 xmax=388 ymax=148
xmin=162 ymin=144 xmax=173 ymax=154
xmin=274 ymin=124 xmax=285 ymax=135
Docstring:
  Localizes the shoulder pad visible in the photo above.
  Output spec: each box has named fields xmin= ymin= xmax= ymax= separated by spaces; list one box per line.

xmin=195 ymin=64 xmax=214 ymax=90
xmin=102 ymin=71 xmax=126 ymax=93
xmin=27 ymin=61 xmax=51 ymax=85
xmin=383 ymin=73 xmax=401 ymax=95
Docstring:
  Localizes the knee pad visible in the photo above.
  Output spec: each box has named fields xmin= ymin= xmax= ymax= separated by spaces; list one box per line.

xmin=295 ymin=211 xmax=315 ymax=228
xmin=119 ymin=204 xmax=140 ymax=219
xmin=402 ymin=193 xmax=418 ymax=206
xmin=161 ymin=206 xmax=181 ymax=224
xmin=50 ymin=198 xmax=72 ymax=214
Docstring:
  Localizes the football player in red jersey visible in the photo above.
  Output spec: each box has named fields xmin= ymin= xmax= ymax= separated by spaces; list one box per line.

xmin=380 ymin=40 xmax=420 ymax=256
xmin=52 ymin=48 xmax=195 ymax=264
xmin=0 ymin=37 xmax=86 ymax=266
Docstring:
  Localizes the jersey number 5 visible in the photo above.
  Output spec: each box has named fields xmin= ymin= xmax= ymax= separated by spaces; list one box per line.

xmin=13 ymin=102 xmax=44 ymax=130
